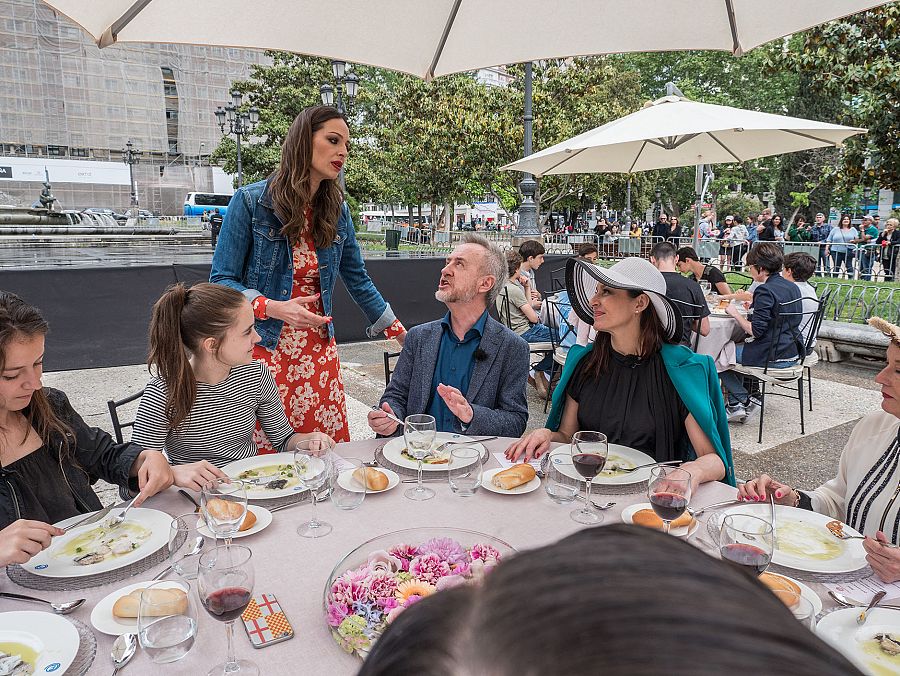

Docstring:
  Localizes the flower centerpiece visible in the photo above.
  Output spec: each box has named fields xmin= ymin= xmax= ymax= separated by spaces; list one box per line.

xmin=323 ymin=528 xmax=515 ymax=658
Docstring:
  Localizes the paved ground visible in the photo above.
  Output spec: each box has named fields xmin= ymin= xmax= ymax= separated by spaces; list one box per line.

xmin=43 ymin=340 xmax=884 ymax=506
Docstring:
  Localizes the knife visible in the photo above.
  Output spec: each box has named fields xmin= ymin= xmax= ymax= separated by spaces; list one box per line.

xmin=178 ymin=489 xmax=202 ymax=512
xmin=61 ymin=503 xmax=117 ymax=532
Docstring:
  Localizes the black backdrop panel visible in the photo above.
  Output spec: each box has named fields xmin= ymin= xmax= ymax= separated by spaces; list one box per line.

xmin=0 ymin=254 xmax=568 ymax=372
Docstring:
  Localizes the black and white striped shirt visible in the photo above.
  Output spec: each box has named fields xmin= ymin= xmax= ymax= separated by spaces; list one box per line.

xmin=131 ymin=361 xmax=295 ymax=467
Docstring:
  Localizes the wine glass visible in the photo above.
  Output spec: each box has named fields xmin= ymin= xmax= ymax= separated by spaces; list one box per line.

xmin=138 ymin=580 xmax=198 ymax=664
xmin=403 ymin=414 xmax=437 ymax=501
xmin=294 ymin=445 xmax=333 ymax=538
xmin=699 ymin=279 xmax=711 ymax=296
xmin=570 ymin=431 xmax=608 ymax=525
xmin=647 ymin=466 xmax=692 ymax=534
xmin=719 ymin=514 xmax=774 ymax=577
xmin=200 ymin=479 xmax=247 ymax=546
xmin=168 ymin=513 xmax=206 ymax=580
xmin=197 ymin=544 xmax=256 ymax=676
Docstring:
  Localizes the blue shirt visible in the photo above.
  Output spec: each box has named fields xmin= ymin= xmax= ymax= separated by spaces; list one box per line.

xmin=426 ymin=310 xmax=489 ymax=432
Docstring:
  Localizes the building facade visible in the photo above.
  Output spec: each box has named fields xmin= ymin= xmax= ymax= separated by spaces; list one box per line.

xmin=0 ymin=0 xmax=269 ymax=214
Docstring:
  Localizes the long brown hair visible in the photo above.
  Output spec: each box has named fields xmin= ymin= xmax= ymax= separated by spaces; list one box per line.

xmin=0 ymin=292 xmax=72 ymax=453
xmin=578 ymin=289 xmax=665 ymax=382
xmin=268 ymin=105 xmax=346 ymax=249
xmin=148 ymin=283 xmax=246 ymax=432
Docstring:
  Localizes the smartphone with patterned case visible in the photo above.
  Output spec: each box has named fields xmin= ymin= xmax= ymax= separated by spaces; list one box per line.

xmin=241 ymin=593 xmax=295 ymax=648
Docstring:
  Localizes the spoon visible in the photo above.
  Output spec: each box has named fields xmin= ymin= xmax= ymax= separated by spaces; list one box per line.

xmin=111 ymin=633 xmax=137 ymax=675
xmin=828 ymin=590 xmax=900 ymax=611
xmin=0 ymin=592 xmax=85 ymax=614
xmin=858 ymin=590 xmax=887 ymax=625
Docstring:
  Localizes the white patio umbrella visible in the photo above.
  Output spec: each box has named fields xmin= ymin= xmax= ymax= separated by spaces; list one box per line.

xmin=40 ymin=0 xmax=891 ymax=80
xmin=500 ymin=95 xmax=867 ymax=177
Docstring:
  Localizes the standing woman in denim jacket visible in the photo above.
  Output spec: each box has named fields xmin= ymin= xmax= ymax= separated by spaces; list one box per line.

xmin=210 ymin=106 xmax=406 ymax=445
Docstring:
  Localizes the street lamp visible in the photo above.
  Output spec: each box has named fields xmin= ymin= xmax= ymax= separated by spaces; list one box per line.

xmin=320 ymin=61 xmax=359 ymax=190
xmin=863 ymin=185 xmax=872 ymax=218
xmin=655 ymin=187 xmax=662 ymax=221
xmin=215 ymin=89 xmax=259 ymax=188
xmin=513 ymin=61 xmax=540 ymax=241
xmin=122 ymin=139 xmax=142 ymax=214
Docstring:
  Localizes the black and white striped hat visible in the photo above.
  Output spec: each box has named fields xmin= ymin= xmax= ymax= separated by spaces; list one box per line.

xmin=565 ymin=257 xmax=683 ymax=344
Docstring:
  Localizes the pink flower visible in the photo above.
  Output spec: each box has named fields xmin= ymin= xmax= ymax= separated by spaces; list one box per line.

xmin=409 ymin=553 xmax=451 ymax=584
xmin=451 ymin=560 xmax=471 ymax=577
xmin=367 ymin=571 xmax=399 ymax=607
xmin=330 ymin=568 xmax=371 ymax=606
xmin=419 ymin=537 xmax=468 ymax=567
xmin=470 ymin=543 xmax=502 ymax=563
xmin=385 ymin=605 xmax=406 ymax=624
xmin=389 ymin=544 xmax=419 ymax=571
xmin=326 ymin=602 xmax=350 ymax=627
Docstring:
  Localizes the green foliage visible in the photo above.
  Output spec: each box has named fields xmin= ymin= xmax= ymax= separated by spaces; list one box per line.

xmin=715 ymin=194 xmax=764 ymax=222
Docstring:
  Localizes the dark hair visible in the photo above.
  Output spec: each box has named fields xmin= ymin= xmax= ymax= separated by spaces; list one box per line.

xmin=675 ymin=246 xmax=699 ymax=263
xmin=0 ymin=292 xmax=72 ymax=454
xmin=746 ymin=242 xmax=783 ymax=275
xmin=148 ymin=283 xmax=247 ymax=431
xmin=795 ymin=215 xmax=806 ymax=226
xmin=518 ymin=240 xmax=545 ymax=260
xmin=839 ymin=213 xmax=852 ymax=228
xmin=360 ymin=526 xmax=858 ymax=676
xmin=771 ymin=213 xmax=784 ymax=229
xmin=268 ymin=105 xmax=346 ymax=249
xmin=576 ymin=242 xmax=598 ymax=258
xmin=504 ymin=250 xmax=522 ymax=278
xmin=783 ymin=252 xmax=817 ymax=282
xmin=649 ymin=241 xmax=676 ymax=260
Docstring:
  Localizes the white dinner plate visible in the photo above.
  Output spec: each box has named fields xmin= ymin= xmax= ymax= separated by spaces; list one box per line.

xmin=481 ymin=467 xmax=541 ymax=495
xmin=23 ymin=508 xmax=172 ymax=578
xmin=0 ymin=610 xmax=80 ymax=674
xmin=336 ymin=468 xmax=400 ymax=493
xmin=381 ymin=433 xmax=485 ymax=472
xmin=709 ymin=307 xmax=749 ymax=317
xmin=551 ymin=444 xmax=657 ymax=486
xmin=816 ymin=608 xmax=900 ymax=675
xmin=197 ymin=504 xmax=272 ymax=539
xmin=760 ymin=572 xmax=823 ymax=616
xmin=622 ymin=502 xmax=699 ymax=538
xmin=718 ymin=504 xmax=868 ymax=574
xmin=91 ymin=579 xmax=189 ymax=636
xmin=222 ymin=453 xmax=306 ymax=500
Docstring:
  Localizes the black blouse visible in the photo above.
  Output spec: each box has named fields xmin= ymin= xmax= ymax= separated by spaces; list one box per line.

xmin=566 ymin=349 xmax=690 ymax=462
xmin=2 ymin=444 xmax=80 ymax=525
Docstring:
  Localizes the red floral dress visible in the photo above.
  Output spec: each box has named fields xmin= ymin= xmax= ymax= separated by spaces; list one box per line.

xmin=252 ymin=229 xmax=404 ymax=450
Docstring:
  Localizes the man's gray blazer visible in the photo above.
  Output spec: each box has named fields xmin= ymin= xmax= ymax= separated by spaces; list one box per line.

xmin=380 ymin=315 xmax=529 ymax=437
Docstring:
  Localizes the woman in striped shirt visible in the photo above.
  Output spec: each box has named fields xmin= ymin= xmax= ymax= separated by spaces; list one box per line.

xmin=739 ymin=317 xmax=900 ymax=582
xmin=131 ymin=283 xmax=333 ymax=481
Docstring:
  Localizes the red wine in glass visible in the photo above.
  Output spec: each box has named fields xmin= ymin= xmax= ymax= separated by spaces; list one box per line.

xmin=572 ymin=453 xmax=606 ymax=479
xmin=202 ymin=587 xmax=252 ymax=623
xmin=650 ymin=492 xmax=688 ymax=522
xmin=720 ymin=543 xmax=771 ymax=576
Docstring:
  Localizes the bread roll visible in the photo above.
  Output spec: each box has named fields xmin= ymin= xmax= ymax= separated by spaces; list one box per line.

xmin=352 ymin=467 xmax=389 ymax=491
xmin=113 ymin=587 xmax=188 ymax=618
xmin=206 ymin=498 xmax=244 ymax=521
xmin=759 ymin=573 xmax=801 ymax=609
xmin=239 ymin=509 xmax=257 ymax=532
xmin=631 ymin=508 xmax=694 ymax=531
xmin=491 ymin=464 xmax=537 ymax=490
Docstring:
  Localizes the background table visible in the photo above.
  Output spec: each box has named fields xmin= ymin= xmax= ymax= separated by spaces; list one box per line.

xmin=697 ymin=314 xmax=739 ymax=372
xmin=0 ymin=438 xmax=831 ymax=674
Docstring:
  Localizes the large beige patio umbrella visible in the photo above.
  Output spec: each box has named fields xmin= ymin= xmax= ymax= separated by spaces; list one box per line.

xmin=40 ymin=0 xmax=891 ymax=80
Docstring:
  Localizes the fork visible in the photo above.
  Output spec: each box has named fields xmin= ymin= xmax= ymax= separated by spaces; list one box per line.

xmin=432 ymin=437 xmax=498 ymax=455
xmin=827 ymin=526 xmax=900 ymax=548
xmin=607 ymin=459 xmax=682 ymax=474
xmin=365 ymin=443 xmax=386 ymax=468
xmin=106 ymin=495 xmax=139 ymax=530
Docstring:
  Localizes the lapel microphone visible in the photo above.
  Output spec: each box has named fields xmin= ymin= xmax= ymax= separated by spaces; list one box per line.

xmin=473 ymin=347 xmax=488 ymax=361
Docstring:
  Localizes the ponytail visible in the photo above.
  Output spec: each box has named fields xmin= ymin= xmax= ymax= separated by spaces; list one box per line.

xmin=148 ymin=283 xmax=246 ymax=431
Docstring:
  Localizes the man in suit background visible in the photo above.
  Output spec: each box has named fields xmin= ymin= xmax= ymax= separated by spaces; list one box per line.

xmin=367 ymin=234 xmax=529 ymax=438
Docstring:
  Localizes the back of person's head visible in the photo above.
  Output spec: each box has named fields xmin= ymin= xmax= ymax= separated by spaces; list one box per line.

xmin=576 ymin=242 xmax=598 ymax=259
xmin=649 ymin=241 xmax=676 ymax=262
xmin=148 ymin=283 xmax=247 ymax=431
xmin=746 ymin=242 xmax=783 ymax=275
xmin=504 ymin=250 xmax=522 ymax=279
xmin=0 ymin=292 xmax=71 ymax=450
xmin=518 ymin=240 xmax=545 ymax=261
xmin=783 ymin=252 xmax=816 ymax=283
xmin=461 ymin=233 xmax=507 ymax=306
xmin=360 ymin=525 xmax=857 ymax=676
xmin=675 ymin=246 xmax=699 ymax=263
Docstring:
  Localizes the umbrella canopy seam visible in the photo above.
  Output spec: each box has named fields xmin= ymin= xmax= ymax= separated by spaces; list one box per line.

xmin=102 ymin=0 xmax=152 ymax=48
xmin=706 ymin=131 xmax=744 ymax=163
xmin=627 ymin=140 xmax=649 ymax=174
xmin=536 ymin=148 xmax=587 ymax=177
xmin=426 ymin=0 xmax=464 ymax=81
xmin=781 ymin=128 xmax=845 ymax=146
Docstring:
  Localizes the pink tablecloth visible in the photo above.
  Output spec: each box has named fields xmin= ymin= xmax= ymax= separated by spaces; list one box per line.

xmin=0 ymin=439 xmax=783 ymax=674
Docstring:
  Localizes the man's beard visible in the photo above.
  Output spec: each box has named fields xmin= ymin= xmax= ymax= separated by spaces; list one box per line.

xmin=435 ymin=283 xmax=477 ymax=304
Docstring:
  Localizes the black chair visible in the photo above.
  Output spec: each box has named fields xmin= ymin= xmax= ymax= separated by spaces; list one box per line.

xmin=498 ymin=288 xmax=554 ymax=375
xmin=727 ymin=271 xmax=754 ymax=291
xmin=550 ymin=265 xmax=566 ymax=292
xmin=800 ymin=288 xmax=832 ymax=411
xmin=669 ymin=298 xmax=705 ymax=351
xmin=383 ymin=350 xmax=401 ymax=385
xmin=542 ymin=297 xmax=576 ymax=412
xmin=107 ymin=389 xmax=144 ymax=444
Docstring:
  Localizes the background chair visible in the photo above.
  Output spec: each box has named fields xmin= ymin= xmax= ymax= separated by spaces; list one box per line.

xmin=801 ymin=288 xmax=832 ymax=411
xmin=498 ymin=288 xmax=554 ymax=384
xmin=669 ymin=298 xmax=705 ymax=351
xmin=107 ymin=389 xmax=144 ymax=444
xmin=382 ymin=351 xmax=402 ymax=385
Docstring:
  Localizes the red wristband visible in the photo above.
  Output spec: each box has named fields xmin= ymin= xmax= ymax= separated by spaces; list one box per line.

xmin=384 ymin=319 xmax=406 ymax=339
xmin=252 ymin=296 xmax=269 ymax=320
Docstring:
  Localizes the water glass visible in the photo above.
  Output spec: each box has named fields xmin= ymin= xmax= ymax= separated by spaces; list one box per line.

xmin=294 ymin=446 xmax=333 ymax=538
xmin=448 ymin=446 xmax=482 ymax=497
xmin=168 ymin=513 xmax=206 ymax=580
xmin=137 ymin=580 xmax=198 ymax=664
xmin=782 ymin=592 xmax=816 ymax=630
xmin=544 ymin=452 xmax=579 ymax=504
xmin=331 ymin=456 xmax=366 ymax=510
xmin=200 ymin=479 xmax=247 ymax=545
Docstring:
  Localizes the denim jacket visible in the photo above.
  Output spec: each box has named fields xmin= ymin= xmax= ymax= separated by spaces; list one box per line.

xmin=210 ymin=179 xmax=396 ymax=349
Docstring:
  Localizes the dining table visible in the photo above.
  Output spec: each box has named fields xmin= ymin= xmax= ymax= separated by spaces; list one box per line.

xmin=0 ymin=437 xmax=851 ymax=675
xmin=696 ymin=314 xmax=740 ymax=372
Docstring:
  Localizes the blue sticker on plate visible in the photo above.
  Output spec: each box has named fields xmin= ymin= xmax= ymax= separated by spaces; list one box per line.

xmin=35 ymin=564 xmax=49 ymax=570
xmin=44 ymin=663 xmax=60 ymax=672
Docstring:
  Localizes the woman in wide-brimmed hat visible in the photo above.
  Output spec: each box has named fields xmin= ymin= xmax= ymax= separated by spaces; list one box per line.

xmin=506 ymin=257 xmax=734 ymax=493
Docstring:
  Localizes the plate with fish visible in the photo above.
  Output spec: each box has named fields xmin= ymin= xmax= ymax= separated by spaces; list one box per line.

xmin=22 ymin=508 xmax=171 ymax=578
xmin=0 ymin=610 xmax=80 ymax=675
xmin=552 ymin=444 xmax=657 ymax=486
xmin=718 ymin=504 xmax=868 ymax=574
xmin=381 ymin=433 xmax=486 ymax=472
xmin=817 ymin=608 xmax=900 ymax=676
xmin=222 ymin=453 xmax=305 ymax=499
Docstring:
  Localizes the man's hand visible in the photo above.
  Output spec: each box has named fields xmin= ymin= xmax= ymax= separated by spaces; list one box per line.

xmin=267 ymin=294 xmax=332 ymax=329
xmin=864 ymin=531 xmax=900 ymax=583
xmin=0 ymin=520 xmax=64 ymax=566
xmin=368 ymin=402 xmax=399 ymax=436
xmin=436 ymin=384 xmax=473 ymax=424
xmin=172 ymin=461 xmax=227 ymax=492
xmin=133 ymin=450 xmax=175 ymax=506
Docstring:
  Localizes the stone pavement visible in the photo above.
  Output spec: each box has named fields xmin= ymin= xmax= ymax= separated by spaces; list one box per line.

xmin=42 ymin=339 xmax=884 ymax=505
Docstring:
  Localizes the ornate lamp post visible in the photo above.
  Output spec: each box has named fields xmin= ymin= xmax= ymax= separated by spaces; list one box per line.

xmin=513 ymin=61 xmax=540 ymax=242
xmin=320 ymin=61 xmax=359 ymax=190
xmin=655 ymin=187 xmax=662 ymax=221
xmin=215 ymin=90 xmax=259 ymax=188
xmin=122 ymin=140 xmax=142 ymax=214
xmin=863 ymin=185 xmax=872 ymax=218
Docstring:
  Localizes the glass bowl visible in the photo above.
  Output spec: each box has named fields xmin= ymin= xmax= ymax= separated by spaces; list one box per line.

xmin=322 ymin=527 xmax=516 ymax=659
